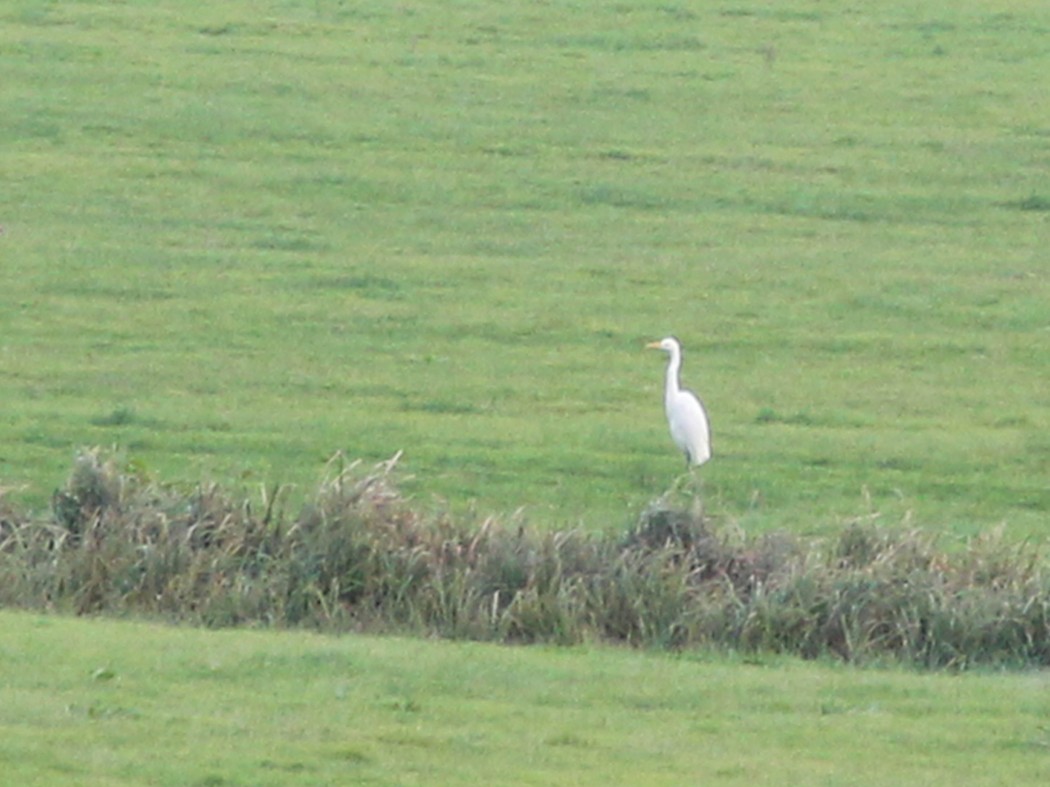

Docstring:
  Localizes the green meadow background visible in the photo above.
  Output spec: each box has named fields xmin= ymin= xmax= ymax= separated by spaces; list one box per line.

xmin=2 ymin=0 xmax=1048 ymax=536
xmin=3 ymin=1 xmax=1050 ymax=784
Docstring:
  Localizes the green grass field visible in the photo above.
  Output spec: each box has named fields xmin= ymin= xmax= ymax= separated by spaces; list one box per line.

xmin=3 ymin=610 xmax=1050 ymax=786
xmin=3 ymin=2 xmax=1050 ymax=781
xmin=1 ymin=0 xmax=1047 ymax=535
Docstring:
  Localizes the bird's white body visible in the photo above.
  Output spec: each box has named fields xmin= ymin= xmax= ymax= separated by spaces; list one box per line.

xmin=647 ymin=337 xmax=711 ymax=467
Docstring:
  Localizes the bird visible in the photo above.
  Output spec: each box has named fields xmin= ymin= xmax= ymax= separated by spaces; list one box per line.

xmin=646 ymin=336 xmax=711 ymax=469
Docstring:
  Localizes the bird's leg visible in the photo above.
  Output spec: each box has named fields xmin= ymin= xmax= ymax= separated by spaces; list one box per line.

xmin=678 ymin=468 xmax=704 ymax=497
xmin=671 ymin=471 xmax=685 ymax=491
xmin=670 ymin=470 xmax=693 ymax=495
xmin=687 ymin=473 xmax=705 ymax=518
xmin=665 ymin=472 xmax=705 ymax=519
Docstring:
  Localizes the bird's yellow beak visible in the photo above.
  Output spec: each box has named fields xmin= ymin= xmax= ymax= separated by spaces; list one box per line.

xmin=645 ymin=341 xmax=661 ymax=350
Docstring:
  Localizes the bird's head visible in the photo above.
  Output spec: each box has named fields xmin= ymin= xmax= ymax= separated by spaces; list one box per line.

xmin=646 ymin=336 xmax=680 ymax=354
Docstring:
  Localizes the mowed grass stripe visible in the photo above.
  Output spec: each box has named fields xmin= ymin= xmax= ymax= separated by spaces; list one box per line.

xmin=2 ymin=610 xmax=1050 ymax=786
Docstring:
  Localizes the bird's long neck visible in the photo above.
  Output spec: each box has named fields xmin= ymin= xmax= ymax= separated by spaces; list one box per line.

xmin=665 ymin=347 xmax=682 ymax=401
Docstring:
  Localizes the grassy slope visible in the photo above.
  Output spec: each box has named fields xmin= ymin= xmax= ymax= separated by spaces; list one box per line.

xmin=1 ymin=0 xmax=1048 ymax=535
xmin=2 ymin=610 xmax=1049 ymax=786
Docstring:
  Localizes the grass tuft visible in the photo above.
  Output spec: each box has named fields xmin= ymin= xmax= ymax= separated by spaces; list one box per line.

xmin=1004 ymin=194 xmax=1050 ymax=212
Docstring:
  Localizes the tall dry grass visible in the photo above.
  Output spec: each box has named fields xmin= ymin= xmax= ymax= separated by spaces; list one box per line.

xmin=1 ymin=449 xmax=1047 ymax=669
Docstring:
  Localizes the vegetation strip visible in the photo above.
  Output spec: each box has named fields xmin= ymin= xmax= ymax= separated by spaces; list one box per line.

xmin=3 ymin=450 xmax=1047 ymax=670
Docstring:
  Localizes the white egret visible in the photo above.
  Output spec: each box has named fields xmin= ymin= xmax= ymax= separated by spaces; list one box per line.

xmin=646 ymin=336 xmax=711 ymax=468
